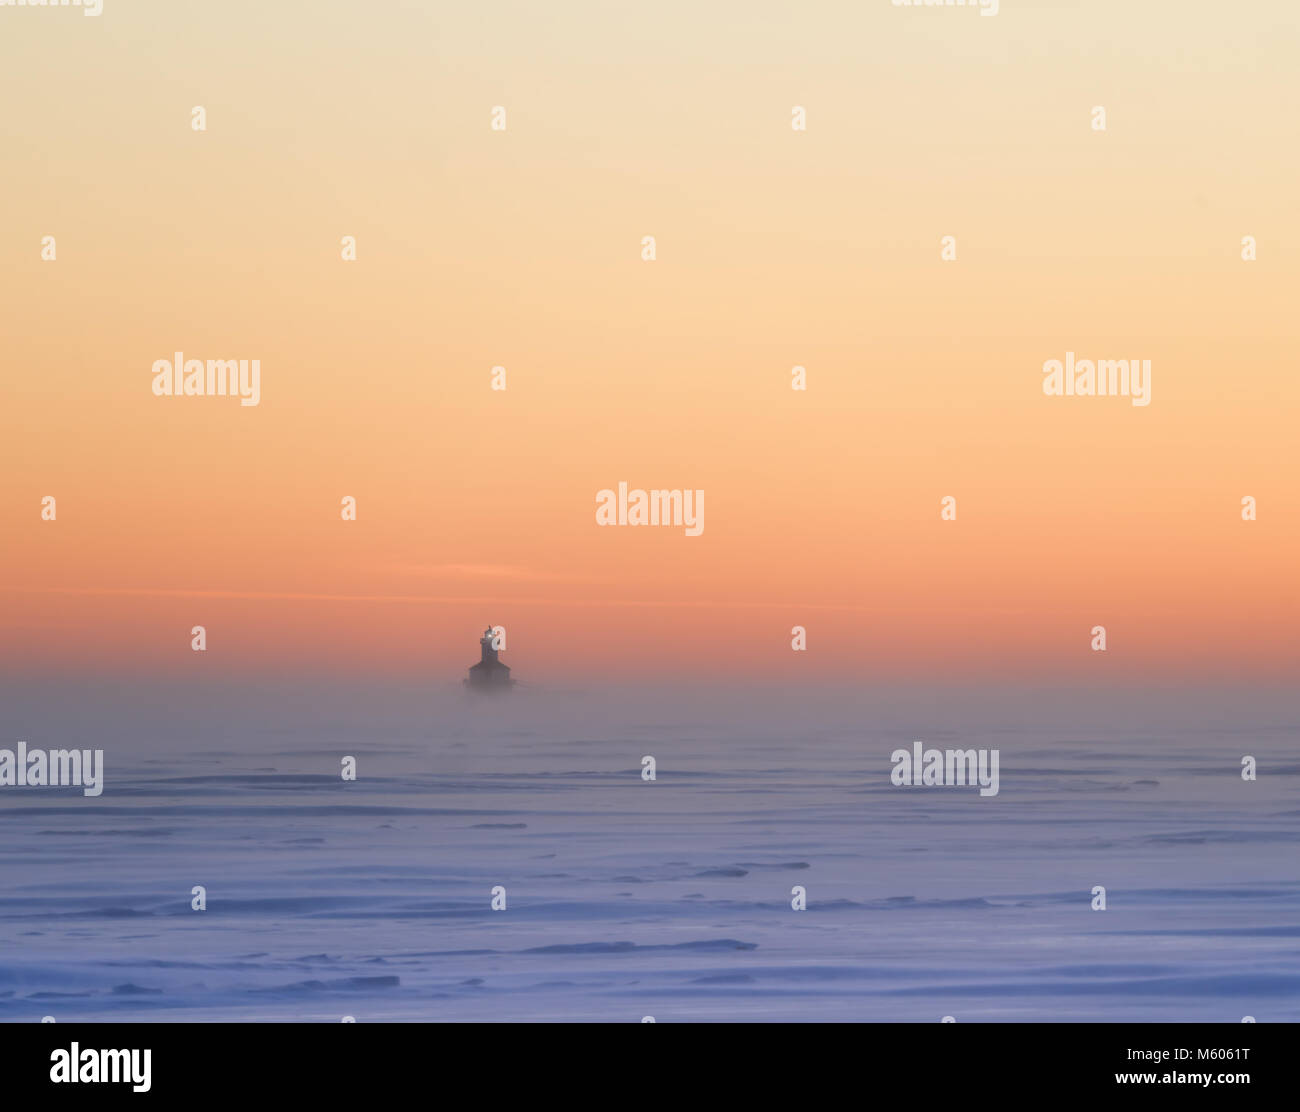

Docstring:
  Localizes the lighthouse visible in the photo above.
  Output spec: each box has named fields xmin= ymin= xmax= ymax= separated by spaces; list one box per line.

xmin=465 ymin=625 xmax=514 ymax=691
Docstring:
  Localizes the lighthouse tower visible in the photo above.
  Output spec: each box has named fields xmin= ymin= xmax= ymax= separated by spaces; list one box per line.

xmin=465 ymin=625 xmax=514 ymax=691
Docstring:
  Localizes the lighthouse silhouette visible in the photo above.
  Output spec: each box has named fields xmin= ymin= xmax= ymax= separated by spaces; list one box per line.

xmin=465 ymin=625 xmax=514 ymax=691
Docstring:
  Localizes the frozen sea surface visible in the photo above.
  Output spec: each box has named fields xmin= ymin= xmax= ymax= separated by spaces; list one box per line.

xmin=1 ymin=682 xmax=1297 ymax=1022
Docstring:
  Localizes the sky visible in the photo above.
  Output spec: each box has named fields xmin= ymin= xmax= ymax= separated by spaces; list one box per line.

xmin=1 ymin=1 xmax=1297 ymax=683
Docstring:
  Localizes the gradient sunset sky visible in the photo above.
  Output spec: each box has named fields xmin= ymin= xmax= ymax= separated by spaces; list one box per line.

xmin=2 ymin=2 xmax=1296 ymax=682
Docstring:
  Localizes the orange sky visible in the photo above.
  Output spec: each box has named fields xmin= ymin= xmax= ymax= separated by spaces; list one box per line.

xmin=1 ymin=2 xmax=1296 ymax=682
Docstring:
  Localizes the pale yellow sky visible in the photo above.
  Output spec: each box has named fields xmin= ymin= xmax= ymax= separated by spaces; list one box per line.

xmin=1 ymin=1 xmax=1296 ymax=680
